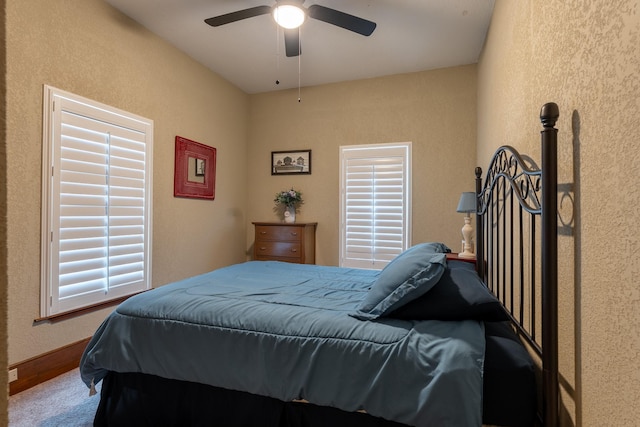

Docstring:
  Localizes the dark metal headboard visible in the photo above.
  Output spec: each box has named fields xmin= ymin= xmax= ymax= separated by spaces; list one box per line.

xmin=474 ymin=103 xmax=559 ymax=426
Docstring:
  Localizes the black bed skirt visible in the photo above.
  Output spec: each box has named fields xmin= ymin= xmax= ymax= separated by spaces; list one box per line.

xmin=95 ymin=371 xmax=405 ymax=427
xmin=93 ymin=321 xmax=536 ymax=427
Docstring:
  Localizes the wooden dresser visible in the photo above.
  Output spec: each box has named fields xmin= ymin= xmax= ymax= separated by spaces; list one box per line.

xmin=252 ymin=222 xmax=317 ymax=264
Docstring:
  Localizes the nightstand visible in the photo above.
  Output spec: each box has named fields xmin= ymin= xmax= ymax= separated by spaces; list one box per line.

xmin=446 ymin=252 xmax=477 ymax=267
xmin=252 ymin=222 xmax=317 ymax=264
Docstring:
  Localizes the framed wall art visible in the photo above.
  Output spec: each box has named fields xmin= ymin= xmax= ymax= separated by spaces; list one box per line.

xmin=174 ymin=136 xmax=216 ymax=199
xmin=271 ymin=149 xmax=311 ymax=175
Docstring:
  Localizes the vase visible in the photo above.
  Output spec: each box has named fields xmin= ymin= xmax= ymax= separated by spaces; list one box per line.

xmin=284 ymin=205 xmax=296 ymax=223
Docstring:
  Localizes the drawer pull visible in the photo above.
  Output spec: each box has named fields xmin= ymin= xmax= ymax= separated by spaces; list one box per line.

xmin=290 ymin=249 xmax=298 ymax=253
xmin=259 ymin=247 xmax=267 ymax=251
xmin=260 ymin=231 xmax=267 ymax=235
xmin=290 ymin=232 xmax=298 ymax=236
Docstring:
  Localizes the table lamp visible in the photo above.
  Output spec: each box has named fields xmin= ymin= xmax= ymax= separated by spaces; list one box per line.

xmin=456 ymin=192 xmax=476 ymax=258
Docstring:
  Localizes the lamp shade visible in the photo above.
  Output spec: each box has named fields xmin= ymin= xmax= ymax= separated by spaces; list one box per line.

xmin=456 ymin=192 xmax=476 ymax=213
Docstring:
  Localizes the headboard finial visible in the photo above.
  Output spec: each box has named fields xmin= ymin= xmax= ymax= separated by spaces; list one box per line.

xmin=540 ymin=102 xmax=560 ymax=128
xmin=474 ymin=166 xmax=482 ymax=178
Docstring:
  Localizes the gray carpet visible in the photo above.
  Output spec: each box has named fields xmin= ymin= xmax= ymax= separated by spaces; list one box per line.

xmin=9 ymin=368 xmax=100 ymax=427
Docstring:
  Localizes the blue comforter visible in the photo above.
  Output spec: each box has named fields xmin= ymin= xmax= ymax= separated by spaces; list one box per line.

xmin=80 ymin=261 xmax=485 ymax=426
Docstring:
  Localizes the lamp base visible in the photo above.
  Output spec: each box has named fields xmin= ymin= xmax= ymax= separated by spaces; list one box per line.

xmin=459 ymin=215 xmax=475 ymax=259
xmin=457 ymin=251 xmax=476 ymax=259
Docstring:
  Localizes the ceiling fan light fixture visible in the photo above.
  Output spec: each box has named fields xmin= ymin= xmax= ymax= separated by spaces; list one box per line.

xmin=272 ymin=4 xmax=306 ymax=29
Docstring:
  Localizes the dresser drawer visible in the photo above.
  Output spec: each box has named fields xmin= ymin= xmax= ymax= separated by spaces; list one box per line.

xmin=254 ymin=241 xmax=301 ymax=258
xmin=254 ymin=254 xmax=301 ymax=263
xmin=255 ymin=225 xmax=303 ymax=242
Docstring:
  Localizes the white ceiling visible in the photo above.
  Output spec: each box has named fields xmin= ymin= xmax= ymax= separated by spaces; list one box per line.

xmin=103 ymin=0 xmax=495 ymax=94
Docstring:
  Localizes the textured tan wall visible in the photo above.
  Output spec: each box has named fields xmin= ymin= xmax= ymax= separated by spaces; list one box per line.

xmin=478 ymin=1 xmax=640 ymax=425
xmin=246 ymin=66 xmax=478 ymax=266
xmin=1 ymin=0 xmax=8 ymax=421
xmin=6 ymin=0 xmax=249 ymax=364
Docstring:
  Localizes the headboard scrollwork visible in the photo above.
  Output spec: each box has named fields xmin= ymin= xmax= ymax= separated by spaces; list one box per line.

xmin=476 ymin=146 xmax=542 ymax=216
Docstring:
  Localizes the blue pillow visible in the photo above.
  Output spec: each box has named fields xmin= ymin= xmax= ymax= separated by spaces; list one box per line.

xmin=389 ymin=260 xmax=509 ymax=321
xmin=350 ymin=243 xmax=449 ymax=320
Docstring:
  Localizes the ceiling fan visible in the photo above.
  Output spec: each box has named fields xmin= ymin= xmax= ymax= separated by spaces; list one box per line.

xmin=204 ymin=1 xmax=377 ymax=58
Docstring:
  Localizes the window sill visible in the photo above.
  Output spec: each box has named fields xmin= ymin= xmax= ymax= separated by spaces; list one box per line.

xmin=34 ymin=290 xmax=150 ymax=324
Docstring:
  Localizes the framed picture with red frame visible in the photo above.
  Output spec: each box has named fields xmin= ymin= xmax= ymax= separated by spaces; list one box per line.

xmin=174 ymin=136 xmax=216 ymax=200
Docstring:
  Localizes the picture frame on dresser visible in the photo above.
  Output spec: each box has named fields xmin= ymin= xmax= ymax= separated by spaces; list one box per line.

xmin=174 ymin=136 xmax=217 ymax=200
xmin=271 ymin=150 xmax=311 ymax=175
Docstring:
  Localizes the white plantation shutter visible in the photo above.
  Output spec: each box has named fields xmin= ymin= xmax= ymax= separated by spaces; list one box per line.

xmin=340 ymin=143 xmax=411 ymax=269
xmin=42 ymin=86 xmax=153 ymax=316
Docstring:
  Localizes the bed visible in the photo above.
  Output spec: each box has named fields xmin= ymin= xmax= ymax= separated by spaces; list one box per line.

xmin=80 ymin=102 xmax=560 ymax=426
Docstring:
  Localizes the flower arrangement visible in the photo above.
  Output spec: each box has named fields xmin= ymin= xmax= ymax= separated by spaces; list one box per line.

xmin=274 ymin=188 xmax=303 ymax=208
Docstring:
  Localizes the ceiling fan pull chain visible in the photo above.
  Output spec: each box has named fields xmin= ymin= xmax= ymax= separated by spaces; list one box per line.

xmin=298 ymin=27 xmax=301 ymax=102
xmin=275 ymin=25 xmax=281 ymax=86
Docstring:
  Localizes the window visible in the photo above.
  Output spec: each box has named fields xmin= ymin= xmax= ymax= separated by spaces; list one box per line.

xmin=41 ymin=86 xmax=153 ymax=317
xmin=339 ymin=143 xmax=411 ymax=269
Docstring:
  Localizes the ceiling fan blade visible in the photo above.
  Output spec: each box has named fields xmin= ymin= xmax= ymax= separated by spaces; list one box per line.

xmin=204 ymin=5 xmax=272 ymax=27
xmin=307 ymin=4 xmax=376 ymax=36
xmin=284 ymin=28 xmax=301 ymax=57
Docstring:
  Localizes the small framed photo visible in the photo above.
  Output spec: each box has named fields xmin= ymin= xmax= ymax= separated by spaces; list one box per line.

xmin=195 ymin=158 xmax=206 ymax=176
xmin=271 ymin=150 xmax=311 ymax=175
